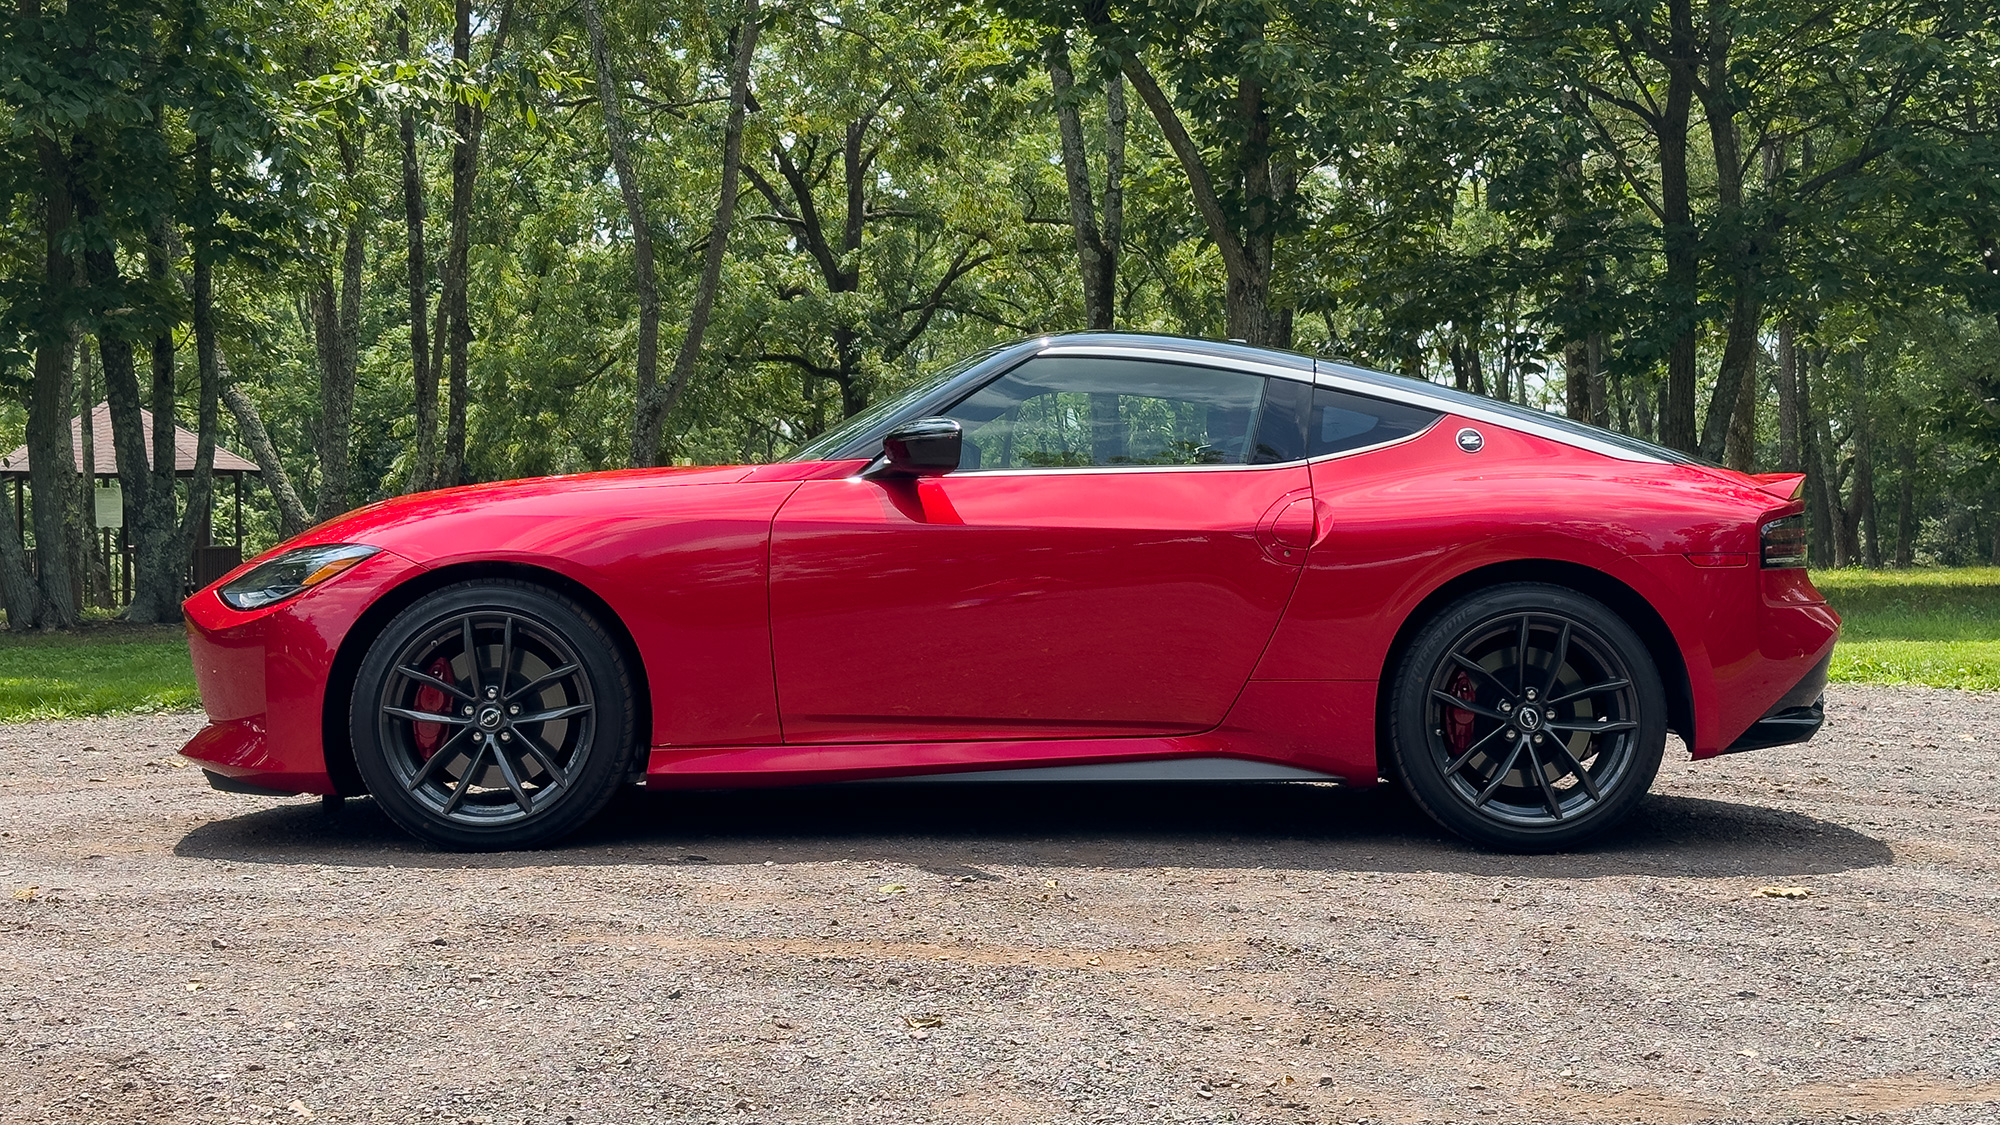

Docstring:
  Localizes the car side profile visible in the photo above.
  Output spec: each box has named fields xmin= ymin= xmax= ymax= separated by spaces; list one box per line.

xmin=180 ymin=333 xmax=1839 ymax=851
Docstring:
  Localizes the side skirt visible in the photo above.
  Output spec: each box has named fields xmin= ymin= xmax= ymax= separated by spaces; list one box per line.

xmin=644 ymin=735 xmax=1350 ymax=790
xmin=866 ymin=757 xmax=1344 ymax=784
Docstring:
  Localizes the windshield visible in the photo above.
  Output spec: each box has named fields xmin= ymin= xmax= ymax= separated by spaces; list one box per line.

xmin=785 ymin=346 xmax=1007 ymax=462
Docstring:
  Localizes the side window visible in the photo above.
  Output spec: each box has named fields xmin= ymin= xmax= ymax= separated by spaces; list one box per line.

xmin=945 ymin=357 xmax=1270 ymax=469
xmin=1251 ymin=377 xmax=1310 ymax=464
xmin=1309 ymin=386 xmax=1439 ymax=457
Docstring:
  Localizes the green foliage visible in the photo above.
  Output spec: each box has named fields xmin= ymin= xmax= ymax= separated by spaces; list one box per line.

xmin=0 ymin=623 xmax=197 ymax=719
xmin=1818 ymin=568 xmax=2000 ymax=691
xmin=0 ymin=0 xmax=1997 ymax=569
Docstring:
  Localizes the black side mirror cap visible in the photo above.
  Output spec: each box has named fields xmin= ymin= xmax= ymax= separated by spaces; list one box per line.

xmin=879 ymin=417 xmax=962 ymax=476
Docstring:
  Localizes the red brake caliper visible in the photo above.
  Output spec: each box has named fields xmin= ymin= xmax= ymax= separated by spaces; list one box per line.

xmin=412 ymin=656 xmax=456 ymax=759
xmin=1444 ymin=669 xmax=1478 ymax=755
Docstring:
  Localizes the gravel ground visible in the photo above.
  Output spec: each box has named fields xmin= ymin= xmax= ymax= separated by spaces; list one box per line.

xmin=1 ymin=684 xmax=1998 ymax=1125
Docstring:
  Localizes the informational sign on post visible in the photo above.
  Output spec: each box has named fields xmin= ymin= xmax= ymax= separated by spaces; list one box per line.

xmin=94 ymin=482 xmax=123 ymax=529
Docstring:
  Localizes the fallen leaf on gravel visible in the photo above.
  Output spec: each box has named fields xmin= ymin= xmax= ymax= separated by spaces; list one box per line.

xmin=901 ymin=1012 xmax=944 ymax=1028
xmin=1753 ymin=886 xmax=1811 ymax=899
xmin=878 ymin=883 xmax=908 ymax=895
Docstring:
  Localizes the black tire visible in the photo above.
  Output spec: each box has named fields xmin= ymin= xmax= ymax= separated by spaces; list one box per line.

xmin=349 ymin=580 xmax=638 ymax=850
xmin=1387 ymin=582 xmax=1666 ymax=851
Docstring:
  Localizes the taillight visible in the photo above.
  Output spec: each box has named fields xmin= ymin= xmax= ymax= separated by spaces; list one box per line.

xmin=1760 ymin=514 xmax=1806 ymax=568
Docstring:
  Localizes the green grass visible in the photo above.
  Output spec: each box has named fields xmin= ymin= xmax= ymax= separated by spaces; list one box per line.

xmin=0 ymin=623 xmax=198 ymax=721
xmin=1815 ymin=567 xmax=2000 ymax=691
xmin=0 ymin=565 xmax=1993 ymax=722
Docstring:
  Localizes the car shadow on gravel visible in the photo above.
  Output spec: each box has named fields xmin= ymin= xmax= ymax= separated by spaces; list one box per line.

xmin=175 ymin=780 xmax=1892 ymax=879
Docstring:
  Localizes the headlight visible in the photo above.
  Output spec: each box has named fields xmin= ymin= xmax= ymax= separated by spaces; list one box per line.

xmin=218 ymin=544 xmax=381 ymax=610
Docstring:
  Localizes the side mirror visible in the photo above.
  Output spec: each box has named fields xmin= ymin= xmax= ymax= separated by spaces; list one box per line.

xmin=880 ymin=417 xmax=962 ymax=476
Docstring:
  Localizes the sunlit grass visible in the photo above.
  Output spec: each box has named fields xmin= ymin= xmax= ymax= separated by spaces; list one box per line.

xmin=1815 ymin=567 xmax=2000 ymax=691
xmin=0 ymin=624 xmax=197 ymax=721
xmin=0 ymin=564 xmax=1992 ymax=722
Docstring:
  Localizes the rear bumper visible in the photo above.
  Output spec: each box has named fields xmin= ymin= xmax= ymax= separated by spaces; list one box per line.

xmin=1722 ymin=648 xmax=1831 ymax=754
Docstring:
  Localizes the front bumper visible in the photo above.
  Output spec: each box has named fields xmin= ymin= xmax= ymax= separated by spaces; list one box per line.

xmin=178 ymin=548 xmax=428 ymax=795
xmin=1722 ymin=648 xmax=1831 ymax=754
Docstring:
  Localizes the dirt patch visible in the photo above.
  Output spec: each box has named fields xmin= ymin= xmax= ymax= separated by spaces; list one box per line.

xmin=2 ymin=685 xmax=1998 ymax=1123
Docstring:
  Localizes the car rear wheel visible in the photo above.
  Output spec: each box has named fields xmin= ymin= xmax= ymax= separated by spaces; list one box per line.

xmin=350 ymin=580 xmax=637 ymax=850
xmin=1388 ymin=583 xmax=1666 ymax=851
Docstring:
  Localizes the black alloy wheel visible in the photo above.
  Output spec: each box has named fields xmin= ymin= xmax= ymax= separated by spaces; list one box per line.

xmin=1388 ymin=583 xmax=1667 ymax=851
xmin=350 ymin=580 xmax=637 ymax=850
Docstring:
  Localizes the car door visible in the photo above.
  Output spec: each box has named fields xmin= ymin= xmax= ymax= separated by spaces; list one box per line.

xmin=767 ymin=353 xmax=1316 ymax=743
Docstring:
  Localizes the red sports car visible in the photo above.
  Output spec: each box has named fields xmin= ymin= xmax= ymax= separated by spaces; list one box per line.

xmin=181 ymin=334 xmax=1838 ymax=851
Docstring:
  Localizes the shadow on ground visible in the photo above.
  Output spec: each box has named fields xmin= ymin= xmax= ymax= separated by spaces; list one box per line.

xmin=174 ymin=780 xmax=1892 ymax=879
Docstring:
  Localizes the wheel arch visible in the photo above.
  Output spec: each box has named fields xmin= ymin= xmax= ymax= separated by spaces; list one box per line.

xmin=1372 ymin=558 xmax=1693 ymax=777
xmin=320 ymin=559 xmax=653 ymax=796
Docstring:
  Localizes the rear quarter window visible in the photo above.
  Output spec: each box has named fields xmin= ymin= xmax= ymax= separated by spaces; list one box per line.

xmin=1310 ymin=387 xmax=1439 ymax=457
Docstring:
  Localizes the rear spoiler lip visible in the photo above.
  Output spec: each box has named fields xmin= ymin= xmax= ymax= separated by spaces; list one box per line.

xmin=1749 ymin=472 xmax=1806 ymax=502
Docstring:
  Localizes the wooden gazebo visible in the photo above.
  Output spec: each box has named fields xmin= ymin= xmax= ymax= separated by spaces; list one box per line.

xmin=0 ymin=403 xmax=260 ymax=604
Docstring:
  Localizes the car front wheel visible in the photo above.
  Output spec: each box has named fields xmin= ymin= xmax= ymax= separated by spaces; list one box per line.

xmin=1388 ymin=583 xmax=1667 ymax=851
xmin=350 ymin=580 xmax=638 ymax=850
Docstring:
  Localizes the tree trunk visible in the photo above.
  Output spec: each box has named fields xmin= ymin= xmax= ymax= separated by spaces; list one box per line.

xmin=1799 ymin=347 xmax=1835 ymax=566
xmin=1634 ymin=374 xmax=1657 ymax=442
xmin=27 ymin=134 xmax=80 ymax=628
xmin=1564 ymin=339 xmax=1588 ymax=420
xmin=1449 ymin=335 xmax=1486 ymax=396
xmin=1047 ymin=33 xmax=1114 ymax=330
xmin=0 ymin=485 xmax=38 ymax=628
xmin=1113 ymin=49 xmax=1283 ymax=346
xmin=580 ymin=0 xmax=664 ymax=468
xmin=399 ymin=1 xmax=436 ymax=494
xmin=1846 ymin=352 xmax=1876 ymax=568
xmin=644 ymin=0 xmax=762 ymax=465
xmin=1893 ymin=438 xmax=1915 ymax=568
xmin=114 ymin=219 xmax=183 ymax=625
xmin=1586 ymin=334 xmax=1607 ymax=427
xmin=1724 ymin=343 xmax=1758 ymax=471
xmin=312 ymin=138 xmax=365 ymax=523
xmin=1694 ymin=20 xmax=1762 ymax=464
xmin=1609 ymin=360 xmax=1631 ymax=434
xmin=1103 ymin=72 xmax=1126 ymax=321
xmin=437 ymin=0 xmax=510 ymax=485
xmin=1775 ymin=321 xmax=1801 ymax=472
xmin=179 ymin=140 xmax=221 ymax=560
xmin=219 ymin=354 xmax=311 ymax=539
xmin=76 ymin=337 xmax=101 ymax=607
xmin=1651 ymin=0 xmax=1701 ymax=455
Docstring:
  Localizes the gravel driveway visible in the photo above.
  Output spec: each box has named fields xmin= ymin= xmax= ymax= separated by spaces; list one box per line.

xmin=2 ymin=684 xmax=1997 ymax=1125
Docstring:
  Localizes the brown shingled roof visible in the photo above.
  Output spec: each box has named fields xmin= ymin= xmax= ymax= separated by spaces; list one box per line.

xmin=0 ymin=402 xmax=258 ymax=477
